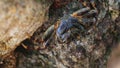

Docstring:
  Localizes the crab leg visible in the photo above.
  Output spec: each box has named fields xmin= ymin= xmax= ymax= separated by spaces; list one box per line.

xmin=71 ymin=7 xmax=90 ymax=17
xmin=40 ymin=25 xmax=55 ymax=48
xmin=89 ymin=0 xmax=97 ymax=9
xmin=42 ymin=25 xmax=55 ymax=42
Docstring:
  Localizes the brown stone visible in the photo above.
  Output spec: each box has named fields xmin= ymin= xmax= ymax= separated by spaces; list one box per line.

xmin=0 ymin=0 xmax=52 ymax=58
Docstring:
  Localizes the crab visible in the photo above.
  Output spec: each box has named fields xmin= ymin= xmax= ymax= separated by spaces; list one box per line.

xmin=41 ymin=0 xmax=98 ymax=48
xmin=22 ymin=0 xmax=100 ymax=50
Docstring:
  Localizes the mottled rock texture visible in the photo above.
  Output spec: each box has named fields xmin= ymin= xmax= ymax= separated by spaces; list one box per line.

xmin=0 ymin=0 xmax=52 ymax=57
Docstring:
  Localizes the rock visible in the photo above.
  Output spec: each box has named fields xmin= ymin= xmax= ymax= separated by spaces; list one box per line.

xmin=0 ymin=0 xmax=52 ymax=58
xmin=107 ymin=43 xmax=120 ymax=68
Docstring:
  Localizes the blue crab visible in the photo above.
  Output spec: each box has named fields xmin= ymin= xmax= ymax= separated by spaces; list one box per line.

xmin=33 ymin=0 xmax=98 ymax=48
xmin=42 ymin=0 xmax=98 ymax=44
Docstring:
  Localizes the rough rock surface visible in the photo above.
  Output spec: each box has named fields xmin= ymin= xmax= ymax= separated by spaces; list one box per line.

xmin=16 ymin=0 xmax=120 ymax=68
xmin=0 ymin=0 xmax=119 ymax=68
xmin=0 ymin=0 xmax=51 ymax=57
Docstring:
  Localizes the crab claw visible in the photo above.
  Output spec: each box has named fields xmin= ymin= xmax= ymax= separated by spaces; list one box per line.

xmin=56 ymin=16 xmax=84 ymax=42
